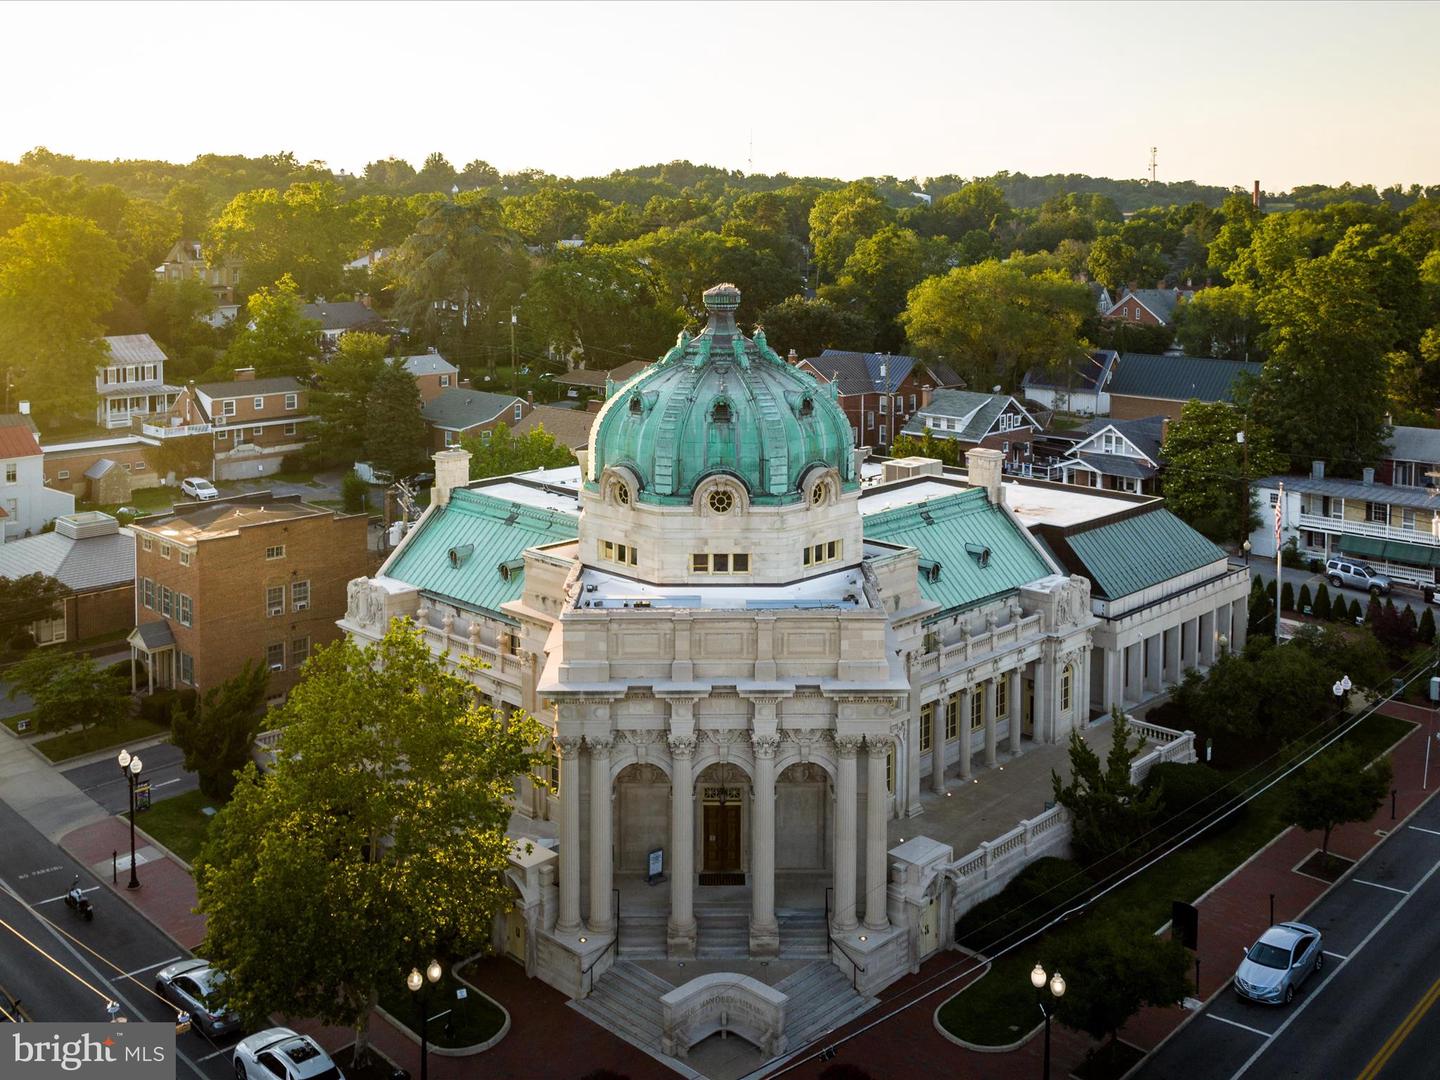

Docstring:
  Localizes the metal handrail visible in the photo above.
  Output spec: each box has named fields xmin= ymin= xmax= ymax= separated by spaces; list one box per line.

xmin=828 ymin=933 xmax=867 ymax=991
xmin=824 ymin=887 xmax=833 ymax=956
xmin=581 ymin=935 xmax=617 ymax=996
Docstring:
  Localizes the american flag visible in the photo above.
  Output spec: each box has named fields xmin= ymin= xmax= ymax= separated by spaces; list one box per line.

xmin=1274 ymin=482 xmax=1284 ymax=547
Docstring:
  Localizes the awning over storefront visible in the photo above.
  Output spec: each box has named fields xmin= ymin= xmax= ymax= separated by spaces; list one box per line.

xmin=1337 ymin=534 xmax=1440 ymax=568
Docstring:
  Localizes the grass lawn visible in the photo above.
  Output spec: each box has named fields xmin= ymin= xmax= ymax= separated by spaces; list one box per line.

xmin=1 ymin=710 xmax=37 ymax=735
xmin=936 ymin=712 xmax=1413 ymax=1045
xmin=33 ymin=715 xmax=170 ymax=763
xmin=381 ymin=962 xmax=506 ymax=1048
xmin=138 ymin=788 xmax=222 ymax=864
xmin=81 ymin=485 xmax=177 ymax=517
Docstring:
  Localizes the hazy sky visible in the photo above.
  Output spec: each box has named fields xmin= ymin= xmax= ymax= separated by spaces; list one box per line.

xmin=4 ymin=0 xmax=1436 ymax=191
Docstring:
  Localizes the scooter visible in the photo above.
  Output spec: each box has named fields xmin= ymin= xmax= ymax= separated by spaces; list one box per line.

xmin=64 ymin=877 xmax=93 ymax=922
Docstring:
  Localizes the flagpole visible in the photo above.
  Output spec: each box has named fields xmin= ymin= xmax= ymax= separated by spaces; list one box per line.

xmin=1275 ymin=480 xmax=1284 ymax=644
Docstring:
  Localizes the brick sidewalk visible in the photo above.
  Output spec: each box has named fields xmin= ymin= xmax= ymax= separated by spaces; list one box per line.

xmin=781 ymin=703 xmax=1437 ymax=1080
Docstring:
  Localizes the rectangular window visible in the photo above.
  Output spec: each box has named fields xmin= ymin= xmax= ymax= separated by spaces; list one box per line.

xmin=732 ymin=553 xmax=750 ymax=572
xmin=141 ymin=536 xmax=152 ymax=552
xmin=879 ymin=425 xmax=887 ymax=444
xmin=284 ymin=422 xmax=297 ymax=436
xmin=480 ymin=430 xmax=492 ymax=445
xmin=132 ymin=460 xmax=146 ymax=472
xmin=920 ymin=702 xmax=933 ymax=752
xmin=284 ymin=393 xmax=298 ymax=410
xmin=266 ymin=545 xmax=286 ymax=560
xmin=691 ymin=553 xmax=708 ymax=573
xmin=160 ymin=543 xmax=171 ymax=559
xmin=886 ymin=742 xmax=895 ymax=794
xmin=216 ymin=429 xmax=228 ymax=441
xmin=291 ymin=636 xmax=310 ymax=667
xmin=57 ymin=470 xmax=70 ymax=480
xmin=971 ymin=688 xmax=984 ymax=731
xmin=266 ymin=585 xmax=285 ymax=617
xmin=179 ymin=549 xmax=191 ymax=566
xmin=3 ymin=464 xmax=15 ymax=484
xmin=866 ymin=411 xmax=874 ymax=430
xmin=713 ymin=553 xmax=730 ymax=573
xmin=444 ymin=430 xmax=455 ymax=447
xmin=178 ymin=593 xmax=193 ymax=627
xmin=804 ymin=540 xmax=842 ymax=567
xmin=291 ymin=580 xmax=310 ymax=611
xmin=1403 ymin=509 xmax=1416 ymax=531
xmin=179 ymin=652 xmax=194 ymax=686
xmin=440 ymin=374 xmax=451 ymax=388
xmin=514 ymin=403 xmax=523 ymax=421
xmin=1367 ymin=502 xmax=1387 ymax=524
xmin=266 ymin=642 xmax=285 ymax=670
xmin=251 ymin=426 xmax=262 ymax=438
xmin=161 ymin=586 xmax=173 ymax=618
xmin=253 ymin=396 xmax=264 ymax=410
xmin=909 ymin=394 xmax=916 ymax=411
xmin=1061 ymin=666 xmax=1074 ymax=713
xmin=143 ymin=578 xmax=154 ymax=609
xmin=221 ymin=399 xmax=236 ymax=417
xmin=879 ymin=397 xmax=887 ymax=415
xmin=945 ymin=698 xmax=958 ymax=740
xmin=996 ymin=677 xmax=1008 ymax=718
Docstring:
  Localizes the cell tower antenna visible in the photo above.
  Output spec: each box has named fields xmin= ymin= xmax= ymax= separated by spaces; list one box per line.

xmin=748 ymin=129 xmax=754 ymax=174
xmin=1149 ymin=146 xmax=1158 ymax=184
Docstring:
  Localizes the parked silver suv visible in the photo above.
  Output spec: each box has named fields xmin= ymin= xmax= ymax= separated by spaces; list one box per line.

xmin=1325 ymin=557 xmax=1391 ymax=596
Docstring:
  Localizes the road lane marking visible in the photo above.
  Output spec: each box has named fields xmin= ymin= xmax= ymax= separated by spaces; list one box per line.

xmin=1355 ymin=972 xmax=1440 ymax=1080
xmin=122 ymin=955 xmax=182 ymax=978
xmin=1228 ymin=853 xmax=1440 ymax=1080
xmin=35 ymin=886 xmax=101 ymax=905
xmin=196 ymin=1048 xmax=228 ymax=1062
xmin=154 ymin=778 xmax=182 ymax=788
xmin=1322 ymin=950 xmax=1349 ymax=961
xmin=1352 ymin=879 xmax=1408 ymax=895
xmin=1408 ymin=825 xmax=1440 ymax=837
xmin=1207 ymin=1014 xmax=1273 ymax=1038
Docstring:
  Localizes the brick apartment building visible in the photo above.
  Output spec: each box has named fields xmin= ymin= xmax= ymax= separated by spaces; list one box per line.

xmin=158 ymin=368 xmax=314 ymax=480
xmin=126 ymin=493 xmax=372 ymax=698
xmin=796 ymin=349 xmax=964 ymax=450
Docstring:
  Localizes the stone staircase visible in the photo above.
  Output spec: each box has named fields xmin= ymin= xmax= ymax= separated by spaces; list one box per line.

xmin=776 ymin=962 xmax=876 ymax=1049
xmin=619 ymin=905 xmax=832 ymax=960
xmin=777 ymin=907 xmax=830 ymax=959
xmin=618 ymin=912 xmax=668 ymax=958
xmin=696 ymin=905 xmax=750 ymax=957
xmin=569 ymin=959 xmax=673 ymax=1054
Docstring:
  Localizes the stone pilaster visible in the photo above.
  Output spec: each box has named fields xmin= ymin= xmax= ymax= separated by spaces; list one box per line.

xmin=983 ymin=677 xmax=998 ymax=768
xmin=1007 ymin=669 xmax=1022 ymax=754
xmin=667 ymin=734 xmax=697 ymax=957
xmin=832 ymin=735 xmax=862 ymax=933
xmin=931 ymin=695 xmax=948 ymax=793
xmin=554 ymin=735 xmax=584 ymax=936
xmin=749 ymin=733 xmax=780 ymax=957
xmin=958 ymin=687 xmax=973 ymax=779
xmin=864 ymin=734 xmax=892 ymax=932
xmin=587 ymin=735 xmax=614 ymax=935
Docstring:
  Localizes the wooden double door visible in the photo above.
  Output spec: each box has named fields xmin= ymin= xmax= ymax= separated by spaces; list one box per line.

xmin=703 ymin=802 xmax=743 ymax=872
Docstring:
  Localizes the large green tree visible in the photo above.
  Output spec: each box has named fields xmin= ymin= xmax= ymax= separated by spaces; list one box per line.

xmin=171 ymin=661 xmax=268 ymax=799
xmin=808 ymin=182 xmax=892 ymax=281
xmin=207 ymin=181 xmax=357 ymax=299
xmin=6 ymin=650 xmax=130 ymax=734
xmin=363 ymin=357 xmax=428 ymax=477
xmin=0 ymin=214 xmax=127 ymax=416
xmin=462 ymin=422 xmax=575 ymax=479
xmin=224 ymin=274 xmax=321 ymax=378
xmin=1286 ymin=741 xmax=1392 ymax=858
xmin=823 ymin=225 xmax=946 ymax=352
xmin=1173 ymin=284 xmax=1264 ymax=360
xmin=755 ymin=296 xmax=874 ymax=362
xmin=1050 ymin=709 xmax=1163 ymax=867
xmin=0 ymin=573 xmax=71 ymax=643
xmin=313 ymin=331 xmax=390 ymax=464
xmin=1161 ymin=400 xmax=1286 ymax=544
xmin=902 ymin=260 xmax=1092 ymax=390
xmin=194 ymin=622 xmax=548 ymax=1057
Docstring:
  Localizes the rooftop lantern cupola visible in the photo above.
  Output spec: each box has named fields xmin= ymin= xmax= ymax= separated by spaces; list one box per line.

xmin=585 ymin=284 xmax=858 ymax=506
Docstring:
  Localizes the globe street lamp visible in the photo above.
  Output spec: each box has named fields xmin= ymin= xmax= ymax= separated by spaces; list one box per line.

xmin=1030 ymin=963 xmax=1067 ymax=1080
xmin=1242 ymin=539 xmax=1252 ymax=565
xmin=116 ymin=749 xmax=144 ymax=889
xmin=1333 ymin=674 xmax=1353 ymax=707
xmin=406 ymin=959 xmax=443 ymax=1080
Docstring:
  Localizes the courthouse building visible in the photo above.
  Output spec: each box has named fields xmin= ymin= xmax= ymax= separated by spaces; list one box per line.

xmin=340 ymin=285 xmax=1239 ymax=1017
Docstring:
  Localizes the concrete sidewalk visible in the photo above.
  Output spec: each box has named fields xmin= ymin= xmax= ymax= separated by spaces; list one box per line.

xmin=780 ymin=701 xmax=1438 ymax=1080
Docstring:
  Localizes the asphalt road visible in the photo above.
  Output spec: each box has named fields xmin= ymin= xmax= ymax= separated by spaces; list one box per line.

xmin=0 ymin=797 xmax=236 ymax=1078
xmin=1248 ymin=562 xmax=1437 ymax=621
xmin=62 ymin=742 xmax=197 ymax=814
xmin=1136 ymin=791 xmax=1440 ymax=1079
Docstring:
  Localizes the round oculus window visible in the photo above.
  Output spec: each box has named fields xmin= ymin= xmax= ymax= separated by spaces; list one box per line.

xmin=615 ymin=482 xmax=630 ymax=506
xmin=810 ymin=483 xmax=827 ymax=507
xmin=708 ymin=489 xmax=734 ymax=514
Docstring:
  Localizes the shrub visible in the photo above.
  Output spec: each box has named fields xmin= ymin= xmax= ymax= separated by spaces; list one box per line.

xmin=1365 ymin=596 xmax=1382 ymax=624
xmin=341 ymin=471 xmax=369 ymax=514
xmin=1281 ymin=581 xmax=1295 ymax=613
xmin=1142 ymin=761 xmax=1246 ymax=836
xmin=1349 ymin=598 xmax=1363 ymax=623
xmin=1420 ymin=607 xmax=1436 ymax=645
xmin=1313 ymin=583 xmax=1332 ymax=621
xmin=954 ymin=856 xmax=1092 ymax=952
xmin=7 ymin=630 xmax=36 ymax=652
xmin=1297 ymin=584 xmax=1312 ymax=615
xmin=138 ymin=688 xmax=197 ymax=725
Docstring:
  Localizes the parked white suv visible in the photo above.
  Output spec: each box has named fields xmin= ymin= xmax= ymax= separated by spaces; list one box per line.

xmin=1325 ymin=556 xmax=1391 ymax=596
xmin=180 ymin=477 xmax=219 ymax=501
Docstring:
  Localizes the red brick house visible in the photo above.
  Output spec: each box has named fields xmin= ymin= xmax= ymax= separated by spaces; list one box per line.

xmin=157 ymin=368 xmax=314 ymax=480
xmin=796 ymin=350 xmax=964 ymax=450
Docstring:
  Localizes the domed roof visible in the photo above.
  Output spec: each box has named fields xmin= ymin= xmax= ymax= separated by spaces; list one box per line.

xmin=587 ymin=284 xmax=856 ymax=505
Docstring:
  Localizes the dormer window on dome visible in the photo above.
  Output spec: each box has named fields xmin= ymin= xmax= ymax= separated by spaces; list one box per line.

xmin=799 ymin=395 xmax=814 ymax=418
xmin=710 ymin=399 xmax=732 ymax=425
xmin=629 ymin=395 xmax=643 ymax=416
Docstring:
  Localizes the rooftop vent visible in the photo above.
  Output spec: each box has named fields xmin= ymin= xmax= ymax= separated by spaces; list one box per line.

xmin=448 ymin=544 xmax=474 ymax=568
xmin=918 ymin=558 xmax=943 ymax=583
xmin=965 ymin=543 xmax=991 ymax=569
xmin=498 ymin=557 xmax=525 ymax=580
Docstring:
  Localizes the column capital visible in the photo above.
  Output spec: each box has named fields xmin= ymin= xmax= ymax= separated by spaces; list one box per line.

xmin=668 ymin=734 xmax=697 ymax=758
xmin=866 ymin=732 xmax=894 ymax=751
xmin=751 ymin=733 xmax=781 ymax=758
xmin=587 ymin=734 xmax=614 ymax=754
xmin=554 ymin=735 xmax=584 ymax=756
xmin=834 ymin=734 xmax=865 ymax=757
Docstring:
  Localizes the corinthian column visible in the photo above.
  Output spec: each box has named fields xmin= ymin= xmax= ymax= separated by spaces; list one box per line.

xmin=554 ymin=735 xmax=584 ymax=936
xmin=667 ymin=734 xmax=697 ymax=956
xmin=864 ymin=735 xmax=892 ymax=931
xmin=832 ymin=735 xmax=862 ymax=933
xmin=587 ymin=735 xmax=614 ymax=935
xmin=750 ymin=734 xmax=780 ymax=957
xmin=983 ymin=678 xmax=998 ymax=768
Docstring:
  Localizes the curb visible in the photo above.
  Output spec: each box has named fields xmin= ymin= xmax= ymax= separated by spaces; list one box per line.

xmin=58 ymin=824 xmax=202 ymax=955
xmin=372 ymin=954 xmax=511 ymax=1057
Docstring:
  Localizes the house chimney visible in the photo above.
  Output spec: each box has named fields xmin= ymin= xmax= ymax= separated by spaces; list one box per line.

xmin=966 ymin=447 xmax=1005 ymax=507
xmin=1312 ymin=461 xmax=1325 ymax=480
xmin=1252 ymin=180 xmax=1261 ymax=209
xmin=921 ymin=384 xmax=933 ymax=408
xmin=787 ymin=348 xmax=799 ymax=366
xmin=17 ymin=400 xmax=29 ymax=415
xmin=431 ymin=448 xmax=472 ymax=508
xmin=527 ymin=390 xmax=534 ymax=405
xmin=233 ymin=367 xmax=256 ymax=382
xmin=1362 ymin=467 xmax=1375 ymax=486
xmin=1161 ymin=417 xmax=1171 ymax=444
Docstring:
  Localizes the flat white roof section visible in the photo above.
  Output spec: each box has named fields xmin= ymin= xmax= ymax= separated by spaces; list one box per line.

xmin=858 ymin=479 xmax=966 ymax=516
xmin=509 ymin=465 xmax=583 ymax=490
xmin=474 ymin=480 xmax=581 ymax=515
xmin=574 ymin=565 xmax=868 ymax=612
xmin=1001 ymin=481 xmax=1134 ymax=528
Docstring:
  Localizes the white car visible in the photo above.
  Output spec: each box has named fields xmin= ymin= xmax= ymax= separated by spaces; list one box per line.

xmin=181 ymin=477 xmax=220 ymax=501
xmin=233 ymin=1028 xmax=344 ymax=1080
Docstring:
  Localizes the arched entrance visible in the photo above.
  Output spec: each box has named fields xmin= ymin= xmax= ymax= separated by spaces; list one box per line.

xmin=775 ymin=761 xmax=833 ymax=922
xmin=697 ymin=762 xmax=748 ymax=885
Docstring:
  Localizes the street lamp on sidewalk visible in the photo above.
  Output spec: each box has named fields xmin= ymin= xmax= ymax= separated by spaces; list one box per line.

xmin=1030 ymin=963 xmax=1067 ymax=1080
xmin=116 ymin=749 xmax=143 ymax=889
xmin=406 ymin=959 xmax=442 ymax=1080
xmin=1242 ymin=540 xmax=1252 ymax=565
xmin=1333 ymin=674 xmax=1353 ymax=708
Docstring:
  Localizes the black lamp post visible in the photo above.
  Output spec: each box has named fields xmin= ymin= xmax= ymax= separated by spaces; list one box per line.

xmin=1030 ymin=962 xmax=1067 ymax=1080
xmin=406 ymin=959 xmax=442 ymax=1080
xmin=117 ymin=749 xmax=143 ymax=889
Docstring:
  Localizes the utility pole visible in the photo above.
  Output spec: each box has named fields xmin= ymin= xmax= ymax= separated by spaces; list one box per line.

xmin=1149 ymin=146 xmax=1158 ymax=184
xmin=509 ymin=306 xmax=519 ymax=396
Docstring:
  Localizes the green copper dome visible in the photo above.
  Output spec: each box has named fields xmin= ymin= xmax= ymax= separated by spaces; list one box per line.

xmin=586 ymin=283 xmax=857 ymax=505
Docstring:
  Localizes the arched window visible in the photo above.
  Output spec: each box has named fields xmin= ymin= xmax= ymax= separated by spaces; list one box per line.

xmin=798 ymin=395 xmax=814 ymax=418
xmin=628 ymin=395 xmax=643 ymax=416
xmin=1061 ymin=664 xmax=1074 ymax=713
xmin=711 ymin=400 xmax=732 ymax=424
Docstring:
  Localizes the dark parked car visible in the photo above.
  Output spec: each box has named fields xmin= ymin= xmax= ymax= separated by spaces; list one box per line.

xmin=155 ymin=958 xmax=241 ymax=1037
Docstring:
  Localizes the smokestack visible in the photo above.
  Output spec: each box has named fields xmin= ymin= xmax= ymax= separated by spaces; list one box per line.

xmin=432 ymin=448 xmax=472 ymax=508
xmin=966 ymin=447 xmax=1005 ymax=507
xmin=1252 ymin=181 xmax=1261 ymax=209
